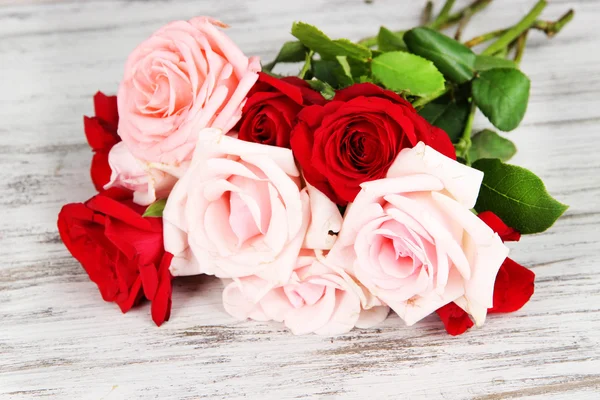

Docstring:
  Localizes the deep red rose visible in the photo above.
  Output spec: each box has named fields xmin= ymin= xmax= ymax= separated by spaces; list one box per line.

xmin=57 ymin=188 xmax=172 ymax=326
xmin=237 ymin=72 xmax=325 ymax=148
xmin=479 ymin=211 xmax=535 ymax=312
xmin=488 ymin=257 xmax=535 ymax=314
xmin=290 ymin=83 xmax=456 ymax=205
xmin=477 ymin=211 xmax=521 ymax=242
xmin=436 ymin=211 xmax=534 ymax=335
xmin=436 ymin=302 xmax=474 ymax=336
xmin=84 ymin=92 xmax=121 ymax=192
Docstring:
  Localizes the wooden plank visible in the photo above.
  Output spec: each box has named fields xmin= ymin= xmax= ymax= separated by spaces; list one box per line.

xmin=1 ymin=0 xmax=599 ymax=398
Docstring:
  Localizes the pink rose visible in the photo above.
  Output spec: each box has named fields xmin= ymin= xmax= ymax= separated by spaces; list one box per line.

xmin=304 ymin=182 xmax=343 ymax=250
xmin=327 ymin=142 xmax=509 ymax=326
xmin=222 ymin=250 xmax=390 ymax=335
xmin=117 ymin=17 xmax=261 ymax=164
xmin=163 ymin=129 xmax=315 ymax=285
xmin=105 ymin=142 xmax=188 ymax=206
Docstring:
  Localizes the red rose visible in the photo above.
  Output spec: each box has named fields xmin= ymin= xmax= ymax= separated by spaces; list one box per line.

xmin=84 ymin=92 xmax=121 ymax=192
xmin=436 ymin=211 xmax=535 ymax=335
xmin=482 ymin=212 xmax=535 ymax=314
xmin=488 ymin=258 xmax=535 ymax=314
xmin=436 ymin=302 xmax=474 ymax=336
xmin=237 ymin=72 xmax=325 ymax=148
xmin=57 ymin=188 xmax=172 ymax=326
xmin=290 ymin=83 xmax=456 ymax=205
xmin=477 ymin=211 xmax=521 ymax=242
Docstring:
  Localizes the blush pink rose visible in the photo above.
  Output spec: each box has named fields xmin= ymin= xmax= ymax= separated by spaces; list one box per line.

xmin=303 ymin=182 xmax=343 ymax=250
xmin=105 ymin=142 xmax=188 ymax=206
xmin=327 ymin=142 xmax=509 ymax=327
xmin=222 ymin=250 xmax=390 ymax=335
xmin=117 ymin=17 xmax=261 ymax=164
xmin=163 ymin=128 xmax=319 ymax=285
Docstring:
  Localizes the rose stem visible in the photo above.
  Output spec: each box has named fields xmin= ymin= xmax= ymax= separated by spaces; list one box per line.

xmin=422 ymin=1 xmax=434 ymax=25
xmin=356 ymin=0 xmax=492 ymax=46
xmin=428 ymin=0 xmax=493 ymax=30
xmin=481 ymin=0 xmax=546 ymax=56
xmin=534 ymin=9 xmax=575 ymax=37
xmin=454 ymin=102 xmax=477 ymax=162
xmin=298 ymin=51 xmax=313 ymax=79
xmin=464 ymin=28 xmax=506 ymax=47
xmin=514 ymin=31 xmax=529 ymax=64
xmin=454 ymin=11 xmax=473 ymax=40
xmin=464 ymin=10 xmax=575 ymax=48
xmin=494 ymin=45 xmax=510 ymax=59
xmin=430 ymin=0 xmax=456 ymax=30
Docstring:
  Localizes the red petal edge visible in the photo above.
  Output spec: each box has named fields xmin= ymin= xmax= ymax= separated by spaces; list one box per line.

xmin=436 ymin=302 xmax=474 ymax=336
xmin=151 ymin=253 xmax=174 ymax=327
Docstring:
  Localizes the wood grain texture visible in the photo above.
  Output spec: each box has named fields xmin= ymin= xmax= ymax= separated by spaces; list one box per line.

xmin=1 ymin=0 xmax=599 ymax=398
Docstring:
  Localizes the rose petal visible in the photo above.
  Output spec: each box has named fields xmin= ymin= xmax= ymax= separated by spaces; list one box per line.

xmin=387 ymin=142 xmax=483 ymax=208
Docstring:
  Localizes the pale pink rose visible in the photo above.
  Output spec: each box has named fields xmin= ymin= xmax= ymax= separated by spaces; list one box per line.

xmin=163 ymin=128 xmax=309 ymax=285
xmin=105 ymin=142 xmax=188 ymax=206
xmin=327 ymin=142 xmax=509 ymax=327
xmin=117 ymin=17 xmax=261 ymax=164
xmin=303 ymin=182 xmax=343 ymax=250
xmin=222 ymin=250 xmax=390 ymax=335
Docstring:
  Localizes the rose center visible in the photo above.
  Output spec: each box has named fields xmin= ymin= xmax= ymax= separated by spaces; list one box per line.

xmin=372 ymin=219 xmax=432 ymax=280
xmin=252 ymin=111 xmax=276 ymax=144
xmin=134 ymin=55 xmax=194 ymax=118
xmin=284 ymin=281 xmax=326 ymax=308
xmin=342 ymin=122 xmax=381 ymax=171
xmin=226 ymin=170 xmax=273 ymax=248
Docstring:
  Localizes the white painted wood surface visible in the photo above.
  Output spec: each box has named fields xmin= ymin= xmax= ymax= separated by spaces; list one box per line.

xmin=1 ymin=0 xmax=599 ymax=398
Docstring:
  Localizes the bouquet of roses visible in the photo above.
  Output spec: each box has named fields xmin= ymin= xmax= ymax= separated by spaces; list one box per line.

xmin=58 ymin=0 xmax=572 ymax=335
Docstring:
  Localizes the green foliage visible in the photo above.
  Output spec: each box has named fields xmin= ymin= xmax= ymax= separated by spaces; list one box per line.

xmin=312 ymin=59 xmax=353 ymax=89
xmin=473 ymin=159 xmax=568 ymax=234
xmin=468 ymin=129 xmax=517 ymax=162
xmin=474 ymin=55 xmax=518 ymax=71
xmin=404 ymin=27 xmax=476 ymax=84
xmin=263 ymin=41 xmax=308 ymax=71
xmin=419 ymin=94 xmax=470 ymax=142
xmin=143 ymin=199 xmax=167 ymax=218
xmin=371 ymin=51 xmax=445 ymax=97
xmin=306 ymin=79 xmax=336 ymax=100
xmin=377 ymin=27 xmax=407 ymax=52
xmin=346 ymin=57 xmax=371 ymax=80
xmin=291 ymin=22 xmax=372 ymax=61
xmin=472 ymin=68 xmax=530 ymax=131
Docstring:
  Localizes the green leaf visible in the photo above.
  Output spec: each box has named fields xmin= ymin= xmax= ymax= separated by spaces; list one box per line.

xmin=291 ymin=22 xmax=372 ymax=61
xmin=312 ymin=59 xmax=353 ymax=89
xmin=263 ymin=41 xmax=307 ymax=71
xmin=475 ymin=55 xmax=518 ymax=71
xmin=418 ymin=95 xmax=470 ymax=142
xmin=404 ymin=27 xmax=476 ymax=84
xmin=346 ymin=57 xmax=371 ymax=80
xmin=306 ymin=79 xmax=336 ymax=100
xmin=472 ymin=68 xmax=530 ymax=131
xmin=371 ymin=51 xmax=445 ymax=97
xmin=377 ymin=27 xmax=406 ymax=52
xmin=472 ymin=158 xmax=568 ymax=234
xmin=143 ymin=199 xmax=167 ymax=218
xmin=468 ymin=129 xmax=517 ymax=162
xmin=298 ymin=50 xmax=313 ymax=79
xmin=336 ymin=56 xmax=352 ymax=77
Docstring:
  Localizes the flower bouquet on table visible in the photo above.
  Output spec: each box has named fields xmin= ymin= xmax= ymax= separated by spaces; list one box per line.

xmin=58 ymin=0 xmax=573 ymax=335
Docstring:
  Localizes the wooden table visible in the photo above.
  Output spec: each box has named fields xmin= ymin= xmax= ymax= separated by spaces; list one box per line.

xmin=1 ymin=0 xmax=599 ymax=398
